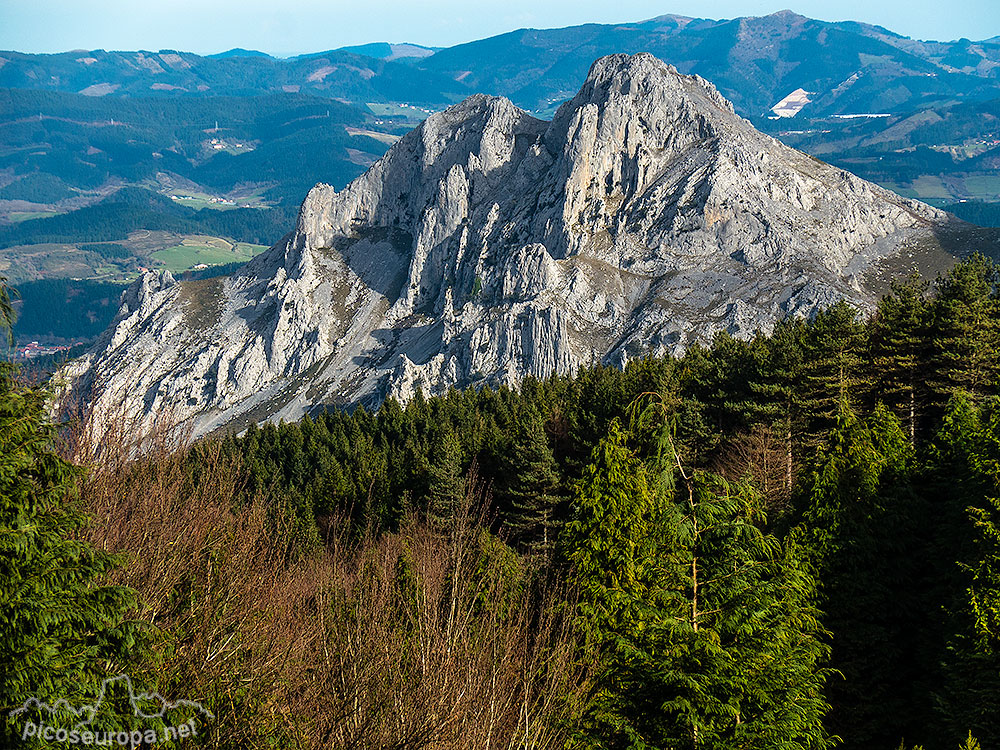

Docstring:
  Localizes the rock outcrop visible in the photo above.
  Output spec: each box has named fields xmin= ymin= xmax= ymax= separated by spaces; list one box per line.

xmin=60 ymin=53 xmax=952 ymax=439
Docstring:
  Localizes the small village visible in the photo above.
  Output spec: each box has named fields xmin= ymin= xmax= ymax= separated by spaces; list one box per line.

xmin=14 ymin=340 xmax=75 ymax=360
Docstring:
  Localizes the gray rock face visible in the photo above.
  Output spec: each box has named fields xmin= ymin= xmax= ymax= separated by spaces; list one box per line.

xmin=59 ymin=53 xmax=948 ymax=439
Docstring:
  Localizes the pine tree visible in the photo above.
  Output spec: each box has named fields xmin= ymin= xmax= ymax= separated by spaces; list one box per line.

xmin=927 ymin=254 xmax=1000 ymax=406
xmin=751 ymin=318 xmax=806 ymax=494
xmin=0 ymin=367 xmax=150 ymax=744
xmin=800 ymin=301 xmax=865 ymax=448
xmin=0 ymin=274 xmax=16 ymax=346
xmin=566 ymin=415 xmax=832 ymax=749
xmin=562 ymin=419 xmax=660 ymax=746
xmin=683 ymin=332 xmax=760 ymax=436
xmin=564 ymin=363 xmax=630 ymax=475
xmin=426 ymin=428 xmax=464 ymax=532
xmin=867 ymin=273 xmax=930 ymax=446
xmin=500 ymin=407 xmax=564 ymax=561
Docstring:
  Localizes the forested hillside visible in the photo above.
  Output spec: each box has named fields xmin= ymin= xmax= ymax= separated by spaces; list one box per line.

xmin=0 ymin=88 xmax=388 ymax=207
xmin=0 ymin=88 xmax=390 ymax=334
xmin=214 ymin=254 xmax=1000 ymax=747
xmin=0 ymin=187 xmax=296 ymax=251
xmin=4 ymin=256 xmax=999 ymax=748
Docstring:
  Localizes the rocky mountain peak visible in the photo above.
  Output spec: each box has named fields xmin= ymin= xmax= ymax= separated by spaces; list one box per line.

xmin=59 ymin=53 xmax=954 ymax=441
xmin=568 ymin=52 xmax=734 ymax=116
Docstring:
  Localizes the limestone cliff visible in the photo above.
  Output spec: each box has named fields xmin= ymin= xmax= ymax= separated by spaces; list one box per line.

xmin=59 ymin=53 xmax=953 ymax=439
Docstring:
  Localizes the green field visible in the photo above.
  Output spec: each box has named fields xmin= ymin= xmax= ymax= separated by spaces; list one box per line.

xmin=8 ymin=210 xmax=63 ymax=223
xmin=880 ymin=181 xmax=918 ymax=199
xmin=0 ymin=232 xmax=272 ymax=284
xmin=0 ymin=242 xmax=100 ymax=282
xmin=880 ymin=173 xmax=1000 ymax=205
xmin=365 ymin=102 xmax=436 ymax=119
xmin=170 ymin=196 xmax=238 ymax=211
xmin=962 ymin=175 xmax=1000 ymax=201
xmin=907 ymin=175 xmax=953 ymax=200
xmin=150 ymin=236 xmax=267 ymax=272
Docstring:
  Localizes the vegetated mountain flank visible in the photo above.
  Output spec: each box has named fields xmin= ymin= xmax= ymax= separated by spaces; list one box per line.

xmin=0 ymin=48 xmax=464 ymax=105
xmin=417 ymin=11 xmax=1000 ymax=118
xmin=334 ymin=43 xmax=437 ymax=61
xmin=60 ymin=53 xmax=972 ymax=440
xmin=0 ymin=88 xmax=387 ymax=209
xmin=4 ymin=12 xmax=999 ymax=119
xmin=4 ymin=9 xmax=1000 ymax=238
xmin=207 ymin=48 xmax=273 ymax=60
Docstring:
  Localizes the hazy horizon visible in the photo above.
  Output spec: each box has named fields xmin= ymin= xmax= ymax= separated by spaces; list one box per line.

xmin=0 ymin=0 xmax=997 ymax=58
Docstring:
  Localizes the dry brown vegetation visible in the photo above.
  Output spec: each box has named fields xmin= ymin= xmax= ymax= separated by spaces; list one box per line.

xmin=711 ymin=424 xmax=794 ymax=515
xmin=73 ymin=423 xmax=591 ymax=749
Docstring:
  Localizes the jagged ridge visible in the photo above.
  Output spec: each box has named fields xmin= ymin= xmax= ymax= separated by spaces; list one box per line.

xmin=59 ymin=53 xmax=950 ymax=440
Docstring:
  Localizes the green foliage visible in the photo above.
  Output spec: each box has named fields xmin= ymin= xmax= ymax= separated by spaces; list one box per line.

xmin=0 ymin=367 xmax=151 ymax=744
xmin=12 ymin=278 xmax=126 ymax=340
xmin=426 ymin=428 xmax=465 ymax=532
xmin=499 ymin=406 xmax=565 ymax=559
xmin=0 ymin=200 xmax=196 ymax=249
xmin=202 ymin=255 xmax=1000 ymax=748
xmin=0 ymin=172 xmax=75 ymax=203
xmin=0 ymin=189 xmax=298 ymax=249
xmin=925 ymin=395 xmax=1000 ymax=745
xmin=0 ymin=274 xmax=17 ymax=346
xmin=868 ymin=274 xmax=930 ymax=443
xmin=928 ymin=254 xmax=1000 ymax=404
xmin=800 ymin=301 xmax=866 ymax=444
xmin=945 ymin=201 xmax=1000 ymax=228
xmin=0 ymin=87 xmax=377 ymax=205
xmin=566 ymin=415 xmax=832 ymax=749
xmin=78 ymin=242 xmax=132 ymax=260
xmin=564 ymin=419 xmax=655 ymax=639
xmin=796 ymin=403 xmax=928 ymax=746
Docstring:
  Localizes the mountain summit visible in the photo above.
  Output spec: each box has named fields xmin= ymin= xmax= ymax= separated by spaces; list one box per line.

xmin=61 ymin=54 xmax=952 ymax=439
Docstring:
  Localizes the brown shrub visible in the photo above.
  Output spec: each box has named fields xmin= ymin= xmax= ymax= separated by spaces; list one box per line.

xmin=76 ymin=421 xmax=590 ymax=749
xmin=711 ymin=423 xmax=793 ymax=515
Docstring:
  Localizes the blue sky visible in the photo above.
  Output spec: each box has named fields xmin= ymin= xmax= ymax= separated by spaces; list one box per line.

xmin=0 ymin=0 xmax=997 ymax=56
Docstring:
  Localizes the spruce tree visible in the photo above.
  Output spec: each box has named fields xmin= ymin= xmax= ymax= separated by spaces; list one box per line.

xmin=800 ymin=301 xmax=865 ymax=448
xmin=426 ymin=428 xmax=464 ymax=531
xmin=500 ymin=407 xmax=564 ymax=560
xmin=0 ymin=274 xmax=16 ymax=345
xmin=682 ymin=332 xmax=760 ymax=436
xmin=926 ymin=395 xmax=1000 ymax=744
xmin=867 ymin=273 xmax=930 ymax=446
xmin=927 ymin=254 xmax=1000 ymax=406
xmin=751 ymin=318 xmax=806 ymax=494
xmin=562 ymin=419 xmax=662 ymax=746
